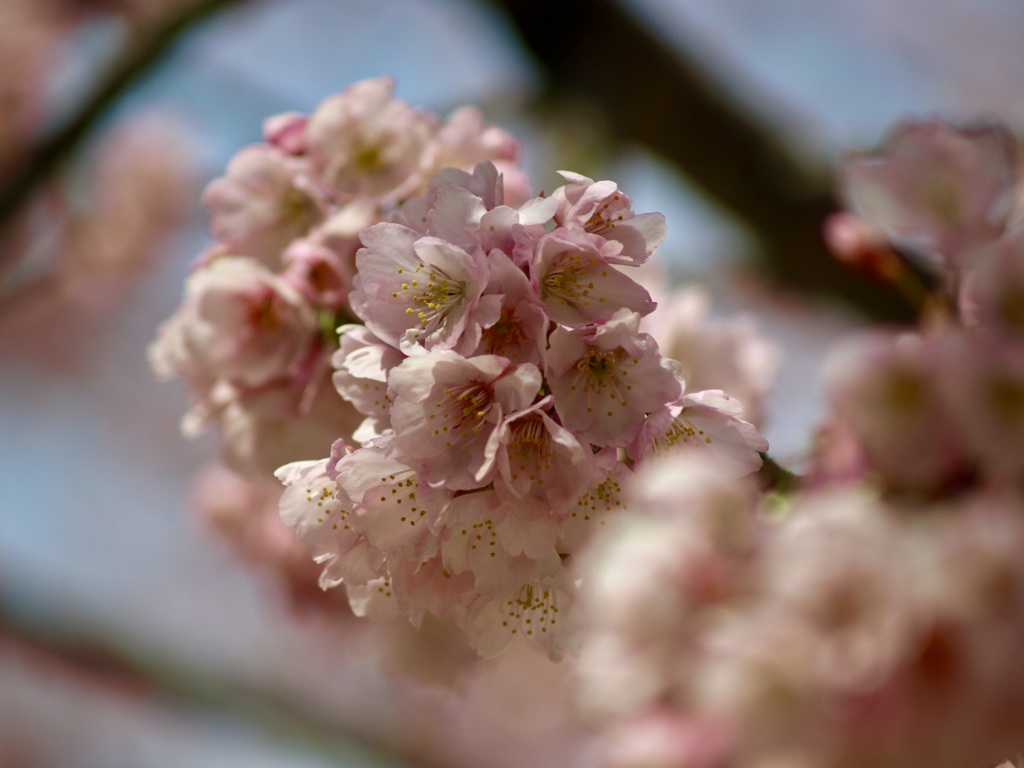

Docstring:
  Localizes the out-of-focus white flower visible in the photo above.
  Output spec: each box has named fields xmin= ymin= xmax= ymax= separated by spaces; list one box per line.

xmin=202 ymin=145 xmax=326 ymax=266
xmin=307 ymin=77 xmax=438 ymax=203
xmin=960 ymin=223 xmax=1024 ymax=335
xmin=841 ymin=118 xmax=1018 ymax=272
xmin=645 ymin=287 xmax=779 ymax=426
xmin=821 ymin=330 xmax=967 ymax=491
xmin=151 ymin=256 xmax=316 ymax=388
xmin=577 ymin=455 xmax=760 ymax=718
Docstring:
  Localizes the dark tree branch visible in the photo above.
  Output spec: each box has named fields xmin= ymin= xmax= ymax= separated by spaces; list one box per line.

xmin=0 ymin=588 xmax=432 ymax=767
xmin=757 ymin=453 xmax=801 ymax=494
xmin=0 ymin=0 xmax=244 ymax=247
xmin=489 ymin=0 xmax=913 ymax=322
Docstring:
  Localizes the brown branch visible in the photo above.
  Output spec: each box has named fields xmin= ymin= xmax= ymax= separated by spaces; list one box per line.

xmin=0 ymin=589 xmax=434 ymax=767
xmin=757 ymin=453 xmax=800 ymax=494
xmin=489 ymin=0 xmax=914 ymax=322
xmin=0 ymin=0 xmax=244 ymax=249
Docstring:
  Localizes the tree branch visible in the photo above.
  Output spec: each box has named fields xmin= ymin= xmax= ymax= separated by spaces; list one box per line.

xmin=0 ymin=589 xmax=433 ymax=767
xmin=0 ymin=0 xmax=244 ymax=245
xmin=757 ymin=453 xmax=801 ymax=494
xmin=489 ymin=0 xmax=914 ymax=322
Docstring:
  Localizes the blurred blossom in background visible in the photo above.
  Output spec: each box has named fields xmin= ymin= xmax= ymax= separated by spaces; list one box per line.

xmin=3 ymin=1 xmax=1024 ymax=766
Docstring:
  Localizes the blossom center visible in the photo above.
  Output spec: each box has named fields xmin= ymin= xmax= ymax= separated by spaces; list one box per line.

xmin=395 ymin=262 xmax=466 ymax=330
xmin=542 ymin=252 xmax=600 ymax=309
xmin=480 ymin=307 xmax=525 ymax=355
xmin=572 ymin=474 xmax=625 ymax=523
xmin=432 ymin=381 xmax=496 ymax=449
xmin=281 ymin=185 xmax=318 ymax=226
xmin=655 ymin=413 xmax=711 ymax=454
xmin=573 ymin=349 xmax=630 ymax=401
xmin=248 ymin=293 xmax=279 ymax=330
xmin=355 ymin=144 xmax=386 ymax=174
xmin=500 ymin=584 xmax=559 ymax=639
xmin=583 ymin=194 xmax=624 ymax=233
xmin=509 ymin=417 xmax=553 ymax=484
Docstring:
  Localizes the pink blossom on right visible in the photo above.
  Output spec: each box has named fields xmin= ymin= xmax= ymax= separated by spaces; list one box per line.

xmin=819 ymin=330 xmax=968 ymax=491
xmin=841 ymin=118 xmax=1018 ymax=270
xmin=959 ymin=223 xmax=1024 ymax=335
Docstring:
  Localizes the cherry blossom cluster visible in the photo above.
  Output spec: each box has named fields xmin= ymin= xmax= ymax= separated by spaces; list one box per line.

xmin=151 ymin=77 xmax=768 ymax=660
xmin=277 ymin=165 xmax=769 ymax=660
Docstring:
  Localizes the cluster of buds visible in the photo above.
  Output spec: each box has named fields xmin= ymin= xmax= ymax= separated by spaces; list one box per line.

xmin=151 ymin=77 xmax=768 ymax=660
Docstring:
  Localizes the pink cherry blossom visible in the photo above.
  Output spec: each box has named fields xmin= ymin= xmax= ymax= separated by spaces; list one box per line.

xmin=474 ymin=249 xmax=550 ymax=367
xmin=387 ymin=556 xmax=477 ymax=628
xmin=335 ymin=446 xmax=451 ymax=563
xmin=350 ymin=223 xmax=500 ymax=353
xmin=546 ymin=310 xmax=681 ymax=447
xmin=488 ymin=395 xmax=595 ymax=513
xmin=152 ymin=74 xmax=850 ymax=677
xmin=841 ymin=118 xmax=1018 ymax=269
xmin=306 ymin=76 xmax=438 ymax=203
xmin=464 ymin=578 xmax=575 ymax=660
xmin=531 ymin=227 xmax=656 ymax=327
xmin=396 ymin=160 xmax=556 ymax=261
xmin=431 ymin=105 xmax=530 ymax=206
xmin=398 ymin=162 xmax=506 ymax=232
xmin=202 ymin=145 xmax=325 ymax=265
xmin=560 ymin=448 xmax=634 ymax=554
xmin=281 ymin=237 xmax=349 ymax=310
xmin=262 ymin=111 xmax=308 ymax=156
xmin=213 ymin=368 xmax=363 ymax=477
xmin=150 ymin=256 xmax=316 ymax=389
xmin=644 ymin=287 xmax=779 ymax=426
xmin=275 ymin=456 xmax=384 ymax=590
xmin=944 ymin=337 xmax=1024 ymax=482
xmin=344 ymin=575 xmax=401 ymax=620
xmin=551 ymin=171 xmax=667 ymax=264
xmin=387 ymin=351 xmax=541 ymax=490
xmin=439 ymin=488 xmax=562 ymax=595
xmin=822 ymin=330 xmax=968 ymax=491
xmin=331 ymin=324 xmax=404 ymax=440
xmin=959 ymin=223 xmax=1024 ymax=335
xmin=629 ymin=390 xmax=768 ymax=477
xmin=316 ymin=197 xmax=383 ymax=279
